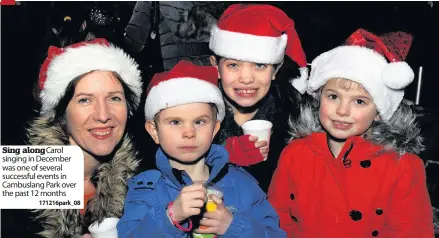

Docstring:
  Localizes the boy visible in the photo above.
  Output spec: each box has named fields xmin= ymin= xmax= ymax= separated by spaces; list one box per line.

xmin=117 ymin=60 xmax=286 ymax=237
xmin=268 ymin=29 xmax=434 ymax=237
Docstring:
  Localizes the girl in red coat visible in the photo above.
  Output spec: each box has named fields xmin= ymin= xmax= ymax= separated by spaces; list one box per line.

xmin=268 ymin=28 xmax=434 ymax=237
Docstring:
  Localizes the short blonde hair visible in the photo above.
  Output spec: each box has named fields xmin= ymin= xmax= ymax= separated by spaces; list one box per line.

xmin=316 ymin=78 xmax=372 ymax=100
xmin=331 ymin=78 xmax=368 ymax=93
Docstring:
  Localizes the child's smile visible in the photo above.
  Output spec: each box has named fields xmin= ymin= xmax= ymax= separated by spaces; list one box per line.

xmin=319 ymin=78 xmax=380 ymax=140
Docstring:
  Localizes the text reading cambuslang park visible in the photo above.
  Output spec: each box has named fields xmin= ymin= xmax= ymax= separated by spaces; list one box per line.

xmin=0 ymin=146 xmax=84 ymax=209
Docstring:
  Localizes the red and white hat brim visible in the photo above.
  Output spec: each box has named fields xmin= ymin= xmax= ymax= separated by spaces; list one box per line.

xmin=209 ymin=24 xmax=287 ymax=64
xmin=40 ymin=43 xmax=142 ymax=115
xmin=145 ymin=77 xmax=225 ymax=121
xmin=308 ymin=45 xmax=408 ymax=121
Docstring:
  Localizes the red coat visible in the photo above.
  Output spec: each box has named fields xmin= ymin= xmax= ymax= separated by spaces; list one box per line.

xmin=268 ymin=132 xmax=433 ymax=237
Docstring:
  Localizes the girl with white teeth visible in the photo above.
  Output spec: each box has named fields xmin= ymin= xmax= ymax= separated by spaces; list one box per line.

xmin=208 ymin=4 xmax=309 ymax=192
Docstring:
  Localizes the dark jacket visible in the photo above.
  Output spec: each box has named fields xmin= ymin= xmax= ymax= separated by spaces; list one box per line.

xmin=1 ymin=116 xmax=139 ymax=238
xmin=124 ymin=2 xmax=224 ymax=73
xmin=214 ymin=81 xmax=299 ymax=192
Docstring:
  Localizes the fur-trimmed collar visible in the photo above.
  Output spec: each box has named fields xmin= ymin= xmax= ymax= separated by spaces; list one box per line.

xmin=288 ymin=98 xmax=424 ymax=155
xmin=27 ymin=116 xmax=139 ymax=238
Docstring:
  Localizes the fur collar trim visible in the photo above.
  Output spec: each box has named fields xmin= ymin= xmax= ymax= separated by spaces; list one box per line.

xmin=27 ymin=116 xmax=139 ymax=238
xmin=288 ymin=98 xmax=424 ymax=155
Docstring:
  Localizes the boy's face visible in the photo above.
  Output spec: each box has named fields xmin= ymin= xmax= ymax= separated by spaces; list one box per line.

xmin=145 ymin=103 xmax=221 ymax=163
xmin=319 ymin=78 xmax=380 ymax=140
xmin=211 ymin=56 xmax=276 ymax=108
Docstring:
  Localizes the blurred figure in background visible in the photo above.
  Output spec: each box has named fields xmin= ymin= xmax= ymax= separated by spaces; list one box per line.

xmin=124 ymin=1 xmax=228 ymax=83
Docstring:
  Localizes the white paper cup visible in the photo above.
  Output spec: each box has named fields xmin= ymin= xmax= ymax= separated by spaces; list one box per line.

xmin=241 ymin=120 xmax=272 ymax=161
xmin=88 ymin=217 xmax=119 ymax=238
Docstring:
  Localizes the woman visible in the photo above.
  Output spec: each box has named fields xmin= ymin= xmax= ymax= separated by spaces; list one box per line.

xmin=209 ymin=4 xmax=308 ymax=192
xmin=3 ymin=38 xmax=143 ymax=238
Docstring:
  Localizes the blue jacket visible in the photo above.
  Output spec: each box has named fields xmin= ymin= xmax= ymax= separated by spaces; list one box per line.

xmin=117 ymin=144 xmax=286 ymax=237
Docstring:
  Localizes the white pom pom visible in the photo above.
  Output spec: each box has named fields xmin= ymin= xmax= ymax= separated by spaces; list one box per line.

xmin=382 ymin=61 xmax=414 ymax=90
xmin=290 ymin=67 xmax=309 ymax=94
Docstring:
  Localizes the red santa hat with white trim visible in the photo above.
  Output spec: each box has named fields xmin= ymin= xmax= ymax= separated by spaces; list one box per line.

xmin=38 ymin=38 xmax=142 ymax=116
xmin=307 ymin=28 xmax=414 ymax=121
xmin=209 ymin=4 xmax=309 ymax=93
xmin=144 ymin=60 xmax=225 ymax=121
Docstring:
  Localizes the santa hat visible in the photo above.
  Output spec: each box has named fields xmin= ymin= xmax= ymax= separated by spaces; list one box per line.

xmin=39 ymin=38 xmax=142 ymax=116
xmin=144 ymin=60 xmax=225 ymax=121
xmin=307 ymin=28 xmax=414 ymax=121
xmin=209 ymin=4 xmax=309 ymax=93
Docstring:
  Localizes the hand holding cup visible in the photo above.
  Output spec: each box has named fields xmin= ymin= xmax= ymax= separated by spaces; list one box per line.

xmin=241 ymin=120 xmax=272 ymax=161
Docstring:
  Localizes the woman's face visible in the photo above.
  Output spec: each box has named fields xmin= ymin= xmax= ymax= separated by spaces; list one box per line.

xmin=66 ymin=71 xmax=128 ymax=157
xmin=212 ymin=57 xmax=276 ymax=108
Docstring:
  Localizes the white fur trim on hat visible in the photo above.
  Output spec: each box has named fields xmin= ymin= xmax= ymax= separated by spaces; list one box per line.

xmin=209 ymin=25 xmax=287 ymax=64
xmin=382 ymin=61 xmax=414 ymax=90
xmin=145 ymin=77 xmax=225 ymax=121
xmin=308 ymin=45 xmax=413 ymax=121
xmin=290 ymin=67 xmax=309 ymax=94
xmin=40 ymin=43 xmax=142 ymax=116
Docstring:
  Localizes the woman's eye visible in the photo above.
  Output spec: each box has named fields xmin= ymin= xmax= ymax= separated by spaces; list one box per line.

xmin=110 ymin=96 xmax=122 ymax=101
xmin=78 ymin=98 xmax=90 ymax=103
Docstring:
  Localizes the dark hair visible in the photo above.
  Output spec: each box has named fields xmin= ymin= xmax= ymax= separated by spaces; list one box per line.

xmin=48 ymin=71 xmax=138 ymax=130
xmin=212 ymin=54 xmax=280 ymax=69
xmin=270 ymin=55 xmax=303 ymax=119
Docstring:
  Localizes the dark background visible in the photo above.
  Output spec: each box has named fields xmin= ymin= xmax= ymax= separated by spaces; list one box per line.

xmin=2 ymin=2 xmax=438 ymax=145
xmin=2 ymin=1 xmax=438 ymax=234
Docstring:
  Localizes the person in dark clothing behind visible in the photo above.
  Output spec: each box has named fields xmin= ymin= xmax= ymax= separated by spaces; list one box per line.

xmin=124 ymin=1 xmax=228 ymax=81
xmin=209 ymin=4 xmax=308 ymax=192
xmin=44 ymin=2 xmax=133 ymax=49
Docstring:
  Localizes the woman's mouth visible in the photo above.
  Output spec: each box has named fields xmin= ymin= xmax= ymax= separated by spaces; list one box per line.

xmin=89 ymin=127 xmax=113 ymax=139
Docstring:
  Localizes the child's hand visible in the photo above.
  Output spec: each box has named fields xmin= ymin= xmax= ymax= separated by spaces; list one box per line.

xmin=169 ymin=184 xmax=207 ymax=223
xmin=225 ymin=135 xmax=268 ymax=166
xmin=254 ymin=136 xmax=269 ymax=159
xmin=247 ymin=135 xmax=269 ymax=158
xmin=194 ymin=194 xmax=233 ymax=235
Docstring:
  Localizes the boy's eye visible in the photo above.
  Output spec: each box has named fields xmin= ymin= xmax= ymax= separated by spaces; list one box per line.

xmin=328 ymin=94 xmax=338 ymax=100
xmin=169 ymin=120 xmax=181 ymax=125
xmin=195 ymin=119 xmax=206 ymax=125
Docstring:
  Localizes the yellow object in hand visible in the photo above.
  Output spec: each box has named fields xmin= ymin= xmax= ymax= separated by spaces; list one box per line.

xmin=205 ymin=200 xmax=217 ymax=212
xmin=198 ymin=200 xmax=217 ymax=230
